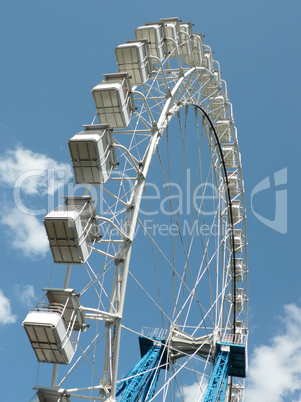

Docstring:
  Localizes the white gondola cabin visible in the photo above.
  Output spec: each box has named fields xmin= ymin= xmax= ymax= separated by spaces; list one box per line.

xmin=222 ymin=145 xmax=236 ymax=168
xmin=202 ymin=71 xmax=220 ymax=98
xmin=92 ymin=73 xmax=134 ymax=129
xmin=68 ymin=124 xmax=115 ymax=185
xmin=215 ymin=119 xmax=232 ymax=143
xmin=227 ymin=172 xmax=239 ymax=196
xmin=135 ymin=22 xmax=166 ymax=61
xmin=210 ymin=95 xmax=227 ymax=120
xmin=231 ymin=200 xmax=241 ymax=224
xmin=179 ymin=22 xmax=193 ymax=57
xmin=232 ymin=258 xmax=244 ymax=282
xmin=161 ymin=17 xmax=180 ymax=55
xmin=184 ymin=33 xmax=204 ymax=66
xmin=36 ymin=387 xmax=70 ymax=402
xmin=203 ymin=48 xmax=213 ymax=71
xmin=235 ymin=288 xmax=245 ymax=312
xmin=43 ymin=196 xmax=100 ymax=264
xmin=233 ymin=229 xmax=243 ymax=253
xmin=23 ymin=289 xmax=86 ymax=365
xmin=115 ymin=40 xmax=151 ymax=85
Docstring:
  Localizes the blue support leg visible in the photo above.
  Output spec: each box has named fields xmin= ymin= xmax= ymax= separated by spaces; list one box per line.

xmin=203 ymin=350 xmax=229 ymax=402
xmin=116 ymin=338 xmax=165 ymax=402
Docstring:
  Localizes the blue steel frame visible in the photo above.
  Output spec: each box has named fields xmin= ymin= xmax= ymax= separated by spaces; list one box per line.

xmin=204 ymin=342 xmax=246 ymax=402
xmin=116 ymin=336 xmax=246 ymax=402
xmin=203 ymin=350 xmax=229 ymax=402
xmin=116 ymin=337 xmax=166 ymax=401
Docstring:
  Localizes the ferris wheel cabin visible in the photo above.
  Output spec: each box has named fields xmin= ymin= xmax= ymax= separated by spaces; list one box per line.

xmin=210 ymin=95 xmax=227 ymax=120
xmin=184 ymin=33 xmax=204 ymax=66
xmin=68 ymin=124 xmax=116 ymax=185
xmin=92 ymin=72 xmax=134 ymax=129
xmin=215 ymin=119 xmax=232 ymax=143
xmin=228 ymin=172 xmax=240 ymax=195
xmin=43 ymin=195 xmax=100 ymax=264
xmin=160 ymin=17 xmax=180 ymax=55
xmin=178 ymin=22 xmax=193 ymax=58
xmin=222 ymin=145 xmax=236 ymax=169
xmin=23 ymin=288 xmax=86 ymax=365
xmin=134 ymin=22 xmax=166 ymax=61
xmin=232 ymin=258 xmax=245 ymax=282
xmin=115 ymin=40 xmax=151 ymax=85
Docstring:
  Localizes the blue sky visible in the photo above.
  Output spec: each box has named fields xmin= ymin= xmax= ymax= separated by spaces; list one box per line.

xmin=1 ymin=1 xmax=301 ymax=401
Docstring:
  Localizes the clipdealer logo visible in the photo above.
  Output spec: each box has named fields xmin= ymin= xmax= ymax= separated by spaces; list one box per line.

xmin=11 ymin=166 xmax=288 ymax=235
xmin=251 ymin=168 xmax=287 ymax=234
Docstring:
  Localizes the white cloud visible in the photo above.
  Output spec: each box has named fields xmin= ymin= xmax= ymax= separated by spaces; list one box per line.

xmin=0 ymin=290 xmax=17 ymax=325
xmin=0 ymin=207 xmax=49 ymax=259
xmin=0 ymin=146 xmax=72 ymax=195
xmin=0 ymin=146 xmax=74 ymax=259
xmin=14 ymin=285 xmax=36 ymax=307
xmin=245 ymin=303 xmax=301 ymax=402
xmin=176 ymin=378 xmax=208 ymax=401
xmin=181 ymin=382 xmax=204 ymax=400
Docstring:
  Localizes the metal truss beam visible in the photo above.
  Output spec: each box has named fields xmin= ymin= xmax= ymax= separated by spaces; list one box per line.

xmin=116 ymin=338 xmax=165 ymax=402
xmin=204 ymin=348 xmax=229 ymax=402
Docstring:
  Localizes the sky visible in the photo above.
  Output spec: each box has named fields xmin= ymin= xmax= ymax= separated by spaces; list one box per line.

xmin=1 ymin=0 xmax=301 ymax=401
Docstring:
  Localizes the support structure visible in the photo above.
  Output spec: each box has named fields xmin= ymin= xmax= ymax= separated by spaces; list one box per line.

xmin=115 ymin=330 xmax=246 ymax=402
xmin=204 ymin=348 xmax=229 ymax=402
xmin=204 ymin=342 xmax=247 ymax=402
xmin=116 ymin=336 xmax=166 ymax=402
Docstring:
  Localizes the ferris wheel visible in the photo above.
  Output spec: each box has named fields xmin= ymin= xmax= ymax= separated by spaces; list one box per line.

xmin=23 ymin=17 xmax=248 ymax=402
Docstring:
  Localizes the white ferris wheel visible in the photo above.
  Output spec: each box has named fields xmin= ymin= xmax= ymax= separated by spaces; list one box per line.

xmin=23 ymin=17 xmax=248 ymax=402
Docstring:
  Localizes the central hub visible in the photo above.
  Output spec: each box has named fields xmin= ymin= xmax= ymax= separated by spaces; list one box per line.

xmin=168 ymin=326 xmax=214 ymax=363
